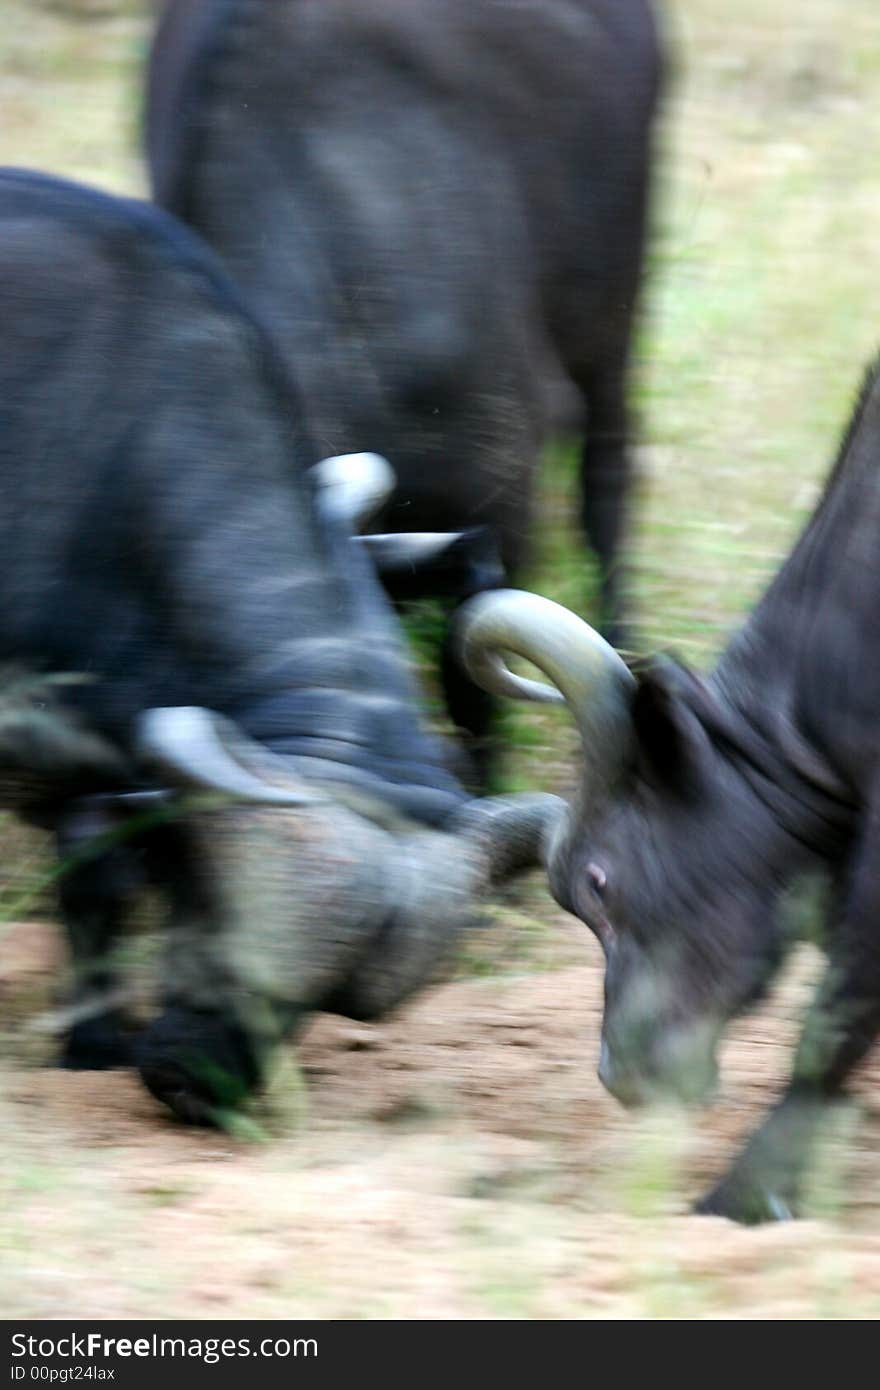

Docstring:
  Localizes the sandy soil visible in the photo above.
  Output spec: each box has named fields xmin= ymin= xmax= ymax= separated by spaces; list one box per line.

xmin=2 ymin=912 xmax=880 ymax=1320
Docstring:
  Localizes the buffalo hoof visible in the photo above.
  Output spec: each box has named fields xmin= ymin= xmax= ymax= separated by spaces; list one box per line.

xmin=59 ymin=1014 xmax=136 ymax=1071
xmin=694 ymin=1178 xmax=796 ymax=1225
xmin=136 ymin=1007 xmax=264 ymax=1126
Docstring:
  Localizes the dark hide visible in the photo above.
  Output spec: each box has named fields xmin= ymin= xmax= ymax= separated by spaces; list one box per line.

xmin=0 ymin=170 xmax=461 ymax=814
xmin=557 ymin=359 xmax=880 ymax=1221
xmin=146 ymin=0 xmax=664 ymax=772
xmin=0 ymin=169 xmax=497 ymax=1114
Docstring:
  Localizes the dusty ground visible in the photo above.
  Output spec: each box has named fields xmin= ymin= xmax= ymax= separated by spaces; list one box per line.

xmin=3 ymin=912 xmax=880 ymax=1319
xmin=3 ymin=0 xmax=880 ymax=1320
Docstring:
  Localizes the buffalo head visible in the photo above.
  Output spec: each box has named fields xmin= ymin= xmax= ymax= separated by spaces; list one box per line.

xmin=0 ymin=454 xmax=563 ymax=1127
xmin=130 ymin=703 xmax=562 ymax=1121
xmin=457 ymin=590 xmax=795 ymax=1109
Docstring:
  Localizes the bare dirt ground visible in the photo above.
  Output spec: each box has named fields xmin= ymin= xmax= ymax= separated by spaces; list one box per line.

xmin=3 ymin=910 xmax=880 ymax=1319
xmin=3 ymin=0 xmax=880 ymax=1320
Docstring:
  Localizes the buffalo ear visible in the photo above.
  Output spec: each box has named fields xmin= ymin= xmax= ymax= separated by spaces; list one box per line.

xmin=630 ymin=657 xmax=715 ymax=799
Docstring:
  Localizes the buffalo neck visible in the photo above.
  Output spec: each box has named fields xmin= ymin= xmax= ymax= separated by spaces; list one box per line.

xmin=709 ymin=362 xmax=880 ymax=859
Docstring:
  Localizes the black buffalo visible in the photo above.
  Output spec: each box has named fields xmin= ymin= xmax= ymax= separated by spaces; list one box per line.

xmin=0 ymin=169 xmax=559 ymax=1123
xmin=146 ymin=0 xmax=664 ymax=775
xmin=459 ymin=359 xmax=880 ymax=1223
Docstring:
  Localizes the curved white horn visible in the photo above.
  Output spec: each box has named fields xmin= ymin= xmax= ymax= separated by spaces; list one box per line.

xmin=456 ymin=589 xmax=635 ymax=806
xmin=356 ymin=531 xmax=466 ymax=572
xmin=310 ymin=452 xmax=396 ymax=532
xmin=137 ymin=707 xmax=323 ymax=807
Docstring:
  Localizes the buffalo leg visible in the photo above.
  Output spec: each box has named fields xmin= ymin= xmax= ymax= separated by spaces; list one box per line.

xmin=578 ymin=362 xmax=632 ymax=646
xmin=377 ymin=528 xmax=508 ymax=792
xmin=693 ymin=1084 xmax=840 ymax=1224
xmin=441 ymin=607 xmax=499 ymax=791
xmin=438 ymin=521 xmax=523 ymax=789
xmin=135 ymin=816 xmax=304 ymax=1125
xmin=697 ymin=833 xmax=880 ymax=1223
xmin=54 ymin=820 xmax=143 ymax=1069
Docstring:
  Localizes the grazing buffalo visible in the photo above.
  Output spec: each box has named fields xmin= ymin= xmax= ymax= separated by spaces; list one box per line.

xmin=458 ymin=359 xmax=880 ymax=1223
xmin=146 ymin=0 xmax=664 ymax=777
xmin=0 ymin=169 xmax=559 ymax=1124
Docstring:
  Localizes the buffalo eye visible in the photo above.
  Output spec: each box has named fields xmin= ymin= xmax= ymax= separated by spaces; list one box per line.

xmin=587 ymin=862 xmax=607 ymax=899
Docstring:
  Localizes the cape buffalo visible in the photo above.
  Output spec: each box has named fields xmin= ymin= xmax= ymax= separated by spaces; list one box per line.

xmin=458 ymin=359 xmax=880 ymax=1223
xmin=146 ymin=0 xmax=664 ymax=777
xmin=0 ymin=169 xmax=559 ymax=1124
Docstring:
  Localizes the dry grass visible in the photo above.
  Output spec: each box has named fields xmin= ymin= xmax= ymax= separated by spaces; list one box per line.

xmin=0 ymin=0 xmax=147 ymax=194
xmin=3 ymin=921 xmax=880 ymax=1319
xmin=633 ymin=0 xmax=880 ymax=657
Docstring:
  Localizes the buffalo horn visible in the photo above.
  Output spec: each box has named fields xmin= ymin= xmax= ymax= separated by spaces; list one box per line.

xmin=137 ymin=707 xmax=323 ymax=807
xmin=356 ymin=531 xmax=466 ymax=573
xmin=310 ymin=452 xmax=395 ymax=532
xmin=456 ymin=589 xmax=635 ymax=803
